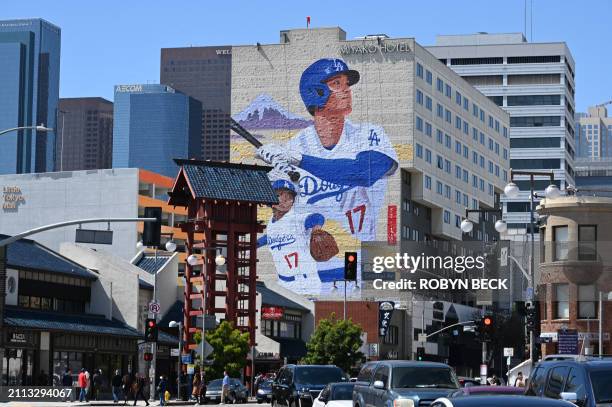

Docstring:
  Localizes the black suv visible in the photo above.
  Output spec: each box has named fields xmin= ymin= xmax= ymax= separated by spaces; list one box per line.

xmin=525 ymin=355 xmax=612 ymax=407
xmin=271 ymin=365 xmax=346 ymax=407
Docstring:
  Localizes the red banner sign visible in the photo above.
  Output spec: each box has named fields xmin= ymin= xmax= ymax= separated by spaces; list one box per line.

xmin=261 ymin=306 xmax=284 ymax=320
xmin=387 ymin=205 xmax=397 ymax=245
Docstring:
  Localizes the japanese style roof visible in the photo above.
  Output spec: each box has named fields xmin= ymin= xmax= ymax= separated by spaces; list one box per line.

xmin=0 ymin=234 xmax=96 ymax=280
xmin=257 ymin=282 xmax=308 ymax=312
xmin=134 ymin=253 xmax=172 ymax=275
xmin=168 ymin=160 xmax=278 ymax=205
xmin=3 ymin=307 xmax=141 ymax=338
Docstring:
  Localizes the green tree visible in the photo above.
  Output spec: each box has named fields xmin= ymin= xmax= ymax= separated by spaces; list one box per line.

xmin=194 ymin=321 xmax=250 ymax=378
xmin=302 ymin=313 xmax=364 ymax=373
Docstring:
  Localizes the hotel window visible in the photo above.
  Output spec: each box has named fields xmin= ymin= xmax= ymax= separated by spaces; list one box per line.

xmin=445 ymin=109 xmax=452 ymax=123
xmin=444 ymin=210 xmax=451 ymax=223
xmin=455 ymin=215 xmax=461 ymax=228
xmin=473 ymin=103 xmax=478 ymax=117
xmin=553 ymin=284 xmax=570 ymax=319
xmin=455 ymin=141 xmax=462 ymax=154
xmin=578 ymin=285 xmax=597 ymax=319
xmin=437 ymin=181 xmax=443 ymax=194
xmin=472 ymin=152 xmax=478 ymax=165
xmin=463 ymin=121 xmax=469 ymax=135
xmin=472 ymin=128 xmax=478 ymax=141
xmin=480 ymin=132 xmax=485 ymax=145
xmin=455 ymin=165 xmax=461 ymax=179
xmin=437 ymin=78 xmax=444 ymax=92
xmin=463 ymin=146 xmax=469 ymax=159
xmin=437 ymin=129 xmax=443 ymax=144
xmin=437 ymin=103 xmax=443 ymax=118
xmin=416 ymin=89 xmax=423 ymax=105
xmin=425 ymin=149 xmax=432 ymax=163
xmin=416 ymin=144 xmax=423 ymax=158
xmin=437 ymin=155 xmax=444 ymax=169
xmin=578 ymin=225 xmax=597 ymax=261
xmin=445 ymin=134 xmax=451 ymax=149
xmin=553 ymin=225 xmax=569 ymax=261
xmin=463 ymin=97 xmax=469 ymax=111
xmin=445 ymin=84 xmax=452 ymax=98
xmin=445 ymin=185 xmax=451 ymax=199
xmin=456 ymin=190 xmax=462 ymax=204
xmin=463 ymin=170 xmax=468 ymax=183
xmin=425 ymin=176 xmax=432 ymax=189
xmin=416 ymin=116 xmax=423 ymax=131
xmin=480 ymin=110 xmax=485 ymax=122
xmin=456 ymin=91 xmax=462 ymax=106
xmin=425 ymin=122 xmax=432 ymax=137
xmin=445 ymin=159 xmax=451 ymax=173
xmin=426 ymin=70 xmax=433 ymax=84
xmin=416 ymin=63 xmax=424 ymax=78
xmin=463 ymin=194 xmax=469 ymax=207
xmin=426 ymin=96 xmax=432 ymax=111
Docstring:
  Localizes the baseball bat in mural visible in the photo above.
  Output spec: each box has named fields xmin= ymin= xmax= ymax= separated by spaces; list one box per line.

xmin=229 ymin=118 xmax=301 ymax=182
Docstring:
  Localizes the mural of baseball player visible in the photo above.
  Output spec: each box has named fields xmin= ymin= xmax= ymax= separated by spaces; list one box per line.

xmin=256 ymin=58 xmax=399 ymax=242
xmin=257 ymin=179 xmax=341 ymax=295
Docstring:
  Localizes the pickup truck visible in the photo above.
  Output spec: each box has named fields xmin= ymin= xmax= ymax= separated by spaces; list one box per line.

xmin=353 ymin=360 xmax=459 ymax=407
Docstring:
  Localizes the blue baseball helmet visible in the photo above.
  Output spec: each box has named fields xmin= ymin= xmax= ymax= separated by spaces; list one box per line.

xmin=271 ymin=179 xmax=297 ymax=196
xmin=299 ymin=58 xmax=359 ymax=115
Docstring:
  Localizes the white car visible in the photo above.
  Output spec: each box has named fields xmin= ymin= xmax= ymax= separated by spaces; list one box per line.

xmin=312 ymin=383 xmax=355 ymax=407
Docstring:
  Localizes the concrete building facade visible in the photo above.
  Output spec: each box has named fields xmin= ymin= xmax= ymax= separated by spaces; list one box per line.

xmin=537 ymin=196 xmax=612 ymax=356
xmin=426 ymin=33 xmax=576 ymax=236
xmin=0 ymin=168 xmax=195 ymax=272
xmin=56 ymin=97 xmax=113 ymax=171
xmin=225 ymin=28 xmax=509 ymax=297
xmin=0 ymin=18 xmax=61 ymax=174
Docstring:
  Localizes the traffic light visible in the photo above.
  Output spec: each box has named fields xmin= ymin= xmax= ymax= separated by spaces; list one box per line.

xmin=416 ymin=347 xmax=425 ymax=361
xmin=144 ymin=318 xmax=158 ymax=342
xmin=144 ymin=352 xmax=153 ymax=361
xmin=480 ymin=315 xmax=494 ymax=342
xmin=344 ymin=252 xmax=357 ymax=281
xmin=526 ymin=304 xmax=537 ymax=332
xmin=142 ymin=207 xmax=162 ymax=247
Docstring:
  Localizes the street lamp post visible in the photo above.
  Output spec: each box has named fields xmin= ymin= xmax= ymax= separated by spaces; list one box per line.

xmin=460 ymin=207 xmax=505 ymax=384
xmin=137 ymin=237 xmax=177 ymax=402
xmin=504 ymin=169 xmax=559 ymax=363
xmin=0 ymin=124 xmax=53 ymax=137
xmin=169 ymin=320 xmax=183 ymax=400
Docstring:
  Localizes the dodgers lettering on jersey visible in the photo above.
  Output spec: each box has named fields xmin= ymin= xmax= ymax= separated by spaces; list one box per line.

xmin=287 ymin=120 xmax=398 ymax=241
xmin=265 ymin=210 xmax=321 ymax=294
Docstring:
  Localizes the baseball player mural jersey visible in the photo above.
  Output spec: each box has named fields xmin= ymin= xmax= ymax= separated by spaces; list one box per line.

xmin=287 ymin=120 xmax=398 ymax=241
xmin=259 ymin=210 xmax=322 ymax=294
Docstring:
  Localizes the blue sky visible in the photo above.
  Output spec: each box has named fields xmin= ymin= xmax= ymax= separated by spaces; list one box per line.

xmin=3 ymin=0 xmax=610 ymax=112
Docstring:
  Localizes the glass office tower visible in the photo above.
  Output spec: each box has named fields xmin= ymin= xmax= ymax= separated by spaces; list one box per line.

xmin=112 ymin=84 xmax=201 ymax=178
xmin=0 ymin=19 xmax=60 ymax=174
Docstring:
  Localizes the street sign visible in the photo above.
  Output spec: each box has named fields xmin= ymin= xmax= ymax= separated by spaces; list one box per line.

xmin=171 ymin=348 xmax=180 ymax=357
xmin=181 ymin=354 xmax=192 ymax=364
xmin=418 ymin=333 xmax=428 ymax=343
xmin=149 ymin=301 xmax=161 ymax=314
xmin=480 ymin=364 xmax=487 ymax=376
xmin=558 ymin=329 xmax=579 ymax=354
xmin=378 ymin=301 xmax=395 ymax=337
xmin=503 ymin=347 xmax=514 ymax=357
xmin=500 ymin=247 xmax=508 ymax=267
xmin=201 ymin=339 xmax=214 ymax=358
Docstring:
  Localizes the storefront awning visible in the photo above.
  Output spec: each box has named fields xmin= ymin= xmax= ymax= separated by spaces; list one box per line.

xmin=4 ymin=306 xmax=142 ymax=338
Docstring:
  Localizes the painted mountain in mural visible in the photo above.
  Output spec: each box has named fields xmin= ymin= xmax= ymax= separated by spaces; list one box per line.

xmin=233 ymin=94 xmax=312 ymax=130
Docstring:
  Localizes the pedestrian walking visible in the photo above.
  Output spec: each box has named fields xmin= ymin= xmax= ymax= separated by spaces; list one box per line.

xmin=197 ymin=371 xmax=207 ymax=405
xmin=192 ymin=371 xmax=201 ymax=401
xmin=132 ymin=373 xmax=150 ymax=406
xmin=62 ymin=368 xmax=73 ymax=402
xmin=221 ymin=370 xmax=230 ymax=404
xmin=514 ymin=372 xmax=526 ymax=387
xmin=112 ymin=369 xmax=123 ymax=404
xmin=122 ymin=371 xmax=134 ymax=405
xmin=93 ymin=369 xmax=103 ymax=400
xmin=85 ymin=368 xmax=91 ymax=401
xmin=78 ymin=368 xmax=88 ymax=402
xmin=157 ymin=375 xmax=168 ymax=406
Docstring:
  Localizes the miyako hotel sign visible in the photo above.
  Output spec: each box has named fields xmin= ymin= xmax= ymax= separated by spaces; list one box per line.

xmin=339 ymin=42 xmax=411 ymax=55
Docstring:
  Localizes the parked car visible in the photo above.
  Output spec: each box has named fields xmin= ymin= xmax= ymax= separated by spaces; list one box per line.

xmin=353 ymin=360 xmax=459 ymax=407
xmin=271 ymin=365 xmax=346 ymax=407
xmin=257 ymin=380 xmax=274 ymax=404
xmin=525 ymin=355 xmax=612 ymax=407
xmin=312 ymin=383 xmax=355 ymax=407
xmin=431 ymin=395 xmax=577 ymax=407
xmin=205 ymin=378 xmax=249 ymax=404
xmin=449 ymin=386 xmax=525 ymax=397
xmin=457 ymin=377 xmax=481 ymax=388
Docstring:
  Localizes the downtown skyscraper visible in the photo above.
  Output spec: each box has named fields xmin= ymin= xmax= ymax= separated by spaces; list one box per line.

xmin=0 ymin=18 xmax=61 ymax=174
